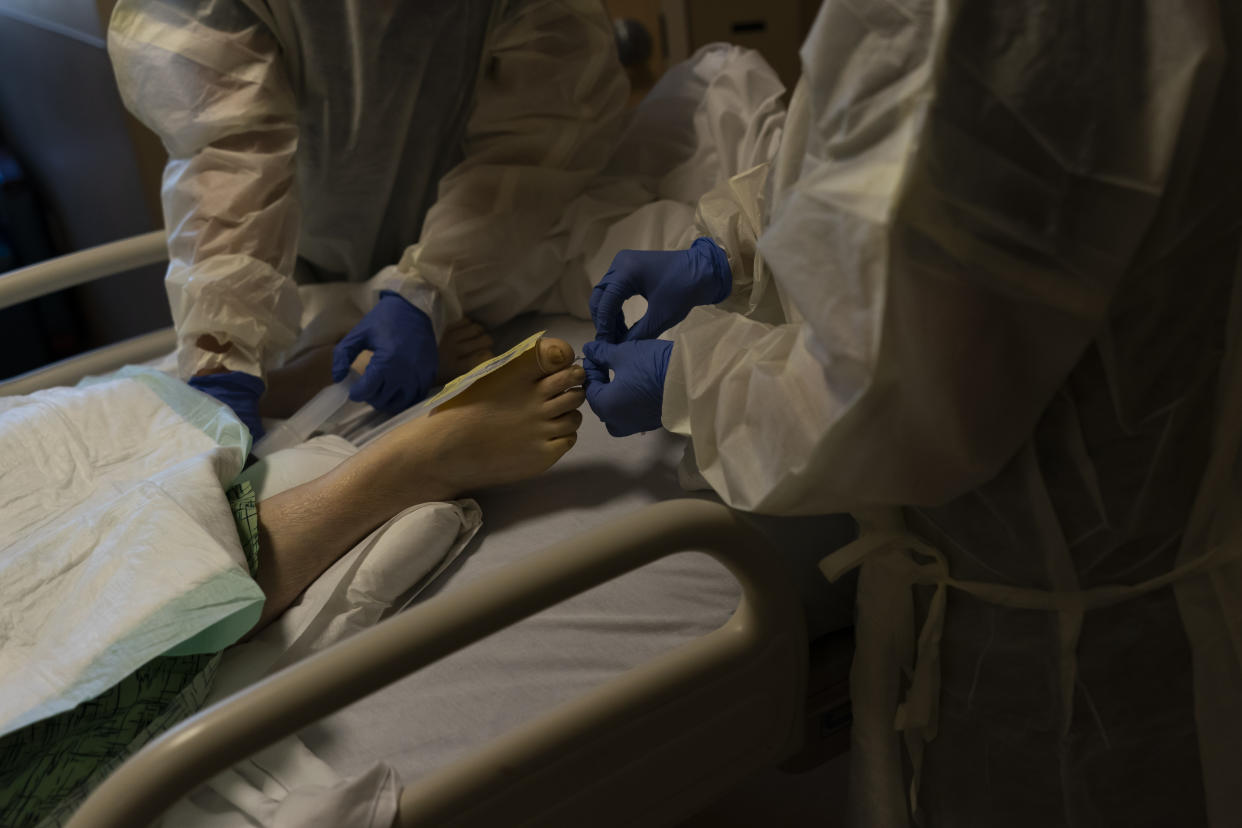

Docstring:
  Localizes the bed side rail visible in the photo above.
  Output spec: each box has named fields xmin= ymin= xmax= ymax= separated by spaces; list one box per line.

xmin=0 ymin=327 xmax=176 ymax=396
xmin=0 ymin=230 xmax=167 ymax=312
xmin=0 ymin=230 xmax=173 ymax=395
xmin=66 ymin=498 xmax=808 ymax=828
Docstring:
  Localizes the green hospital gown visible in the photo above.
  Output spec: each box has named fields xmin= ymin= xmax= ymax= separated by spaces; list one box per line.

xmin=0 ymin=481 xmax=262 ymax=828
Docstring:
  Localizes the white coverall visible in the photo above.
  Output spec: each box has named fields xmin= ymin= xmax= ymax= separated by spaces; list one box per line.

xmin=108 ymin=0 xmax=627 ymax=380
xmin=638 ymin=1 xmax=1242 ymax=825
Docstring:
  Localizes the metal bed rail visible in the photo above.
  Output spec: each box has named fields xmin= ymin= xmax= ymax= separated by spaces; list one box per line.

xmin=66 ymin=498 xmax=808 ymax=828
xmin=0 ymin=230 xmax=173 ymax=395
xmin=0 ymin=230 xmax=167 ymax=311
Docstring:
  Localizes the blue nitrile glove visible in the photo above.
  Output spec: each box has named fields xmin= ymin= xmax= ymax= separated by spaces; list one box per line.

xmin=188 ymin=371 xmax=266 ymax=443
xmin=582 ymin=338 xmax=672 ymax=437
xmin=589 ymin=237 xmax=731 ymax=344
xmin=332 ymin=291 xmax=438 ymax=414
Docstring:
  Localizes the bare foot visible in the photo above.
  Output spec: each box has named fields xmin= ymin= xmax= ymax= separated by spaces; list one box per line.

xmin=361 ymin=336 xmax=584 ymax=500
xmin=250 ymin=336 xmax=582 ymax=630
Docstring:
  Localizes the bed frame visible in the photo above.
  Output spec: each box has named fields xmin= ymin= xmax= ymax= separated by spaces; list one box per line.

xmin=1 ymin=236 xmax=850 ymax=827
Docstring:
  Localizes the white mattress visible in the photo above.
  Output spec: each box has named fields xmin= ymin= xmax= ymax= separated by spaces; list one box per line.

xmin=298 ymin=315 xmax=856 ymax=785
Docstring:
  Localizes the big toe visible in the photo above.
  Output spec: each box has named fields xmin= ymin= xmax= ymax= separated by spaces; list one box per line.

xmin=534 ymin=336 xmax=574 ymax=376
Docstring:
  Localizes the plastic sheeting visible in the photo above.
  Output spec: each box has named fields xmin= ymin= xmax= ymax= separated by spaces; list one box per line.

xmin=108 ymin=0 xmax=627 ymax=380
xmin=545 ymin=43 xmax=787 ymax=322
xmin=612 ymin=1 xmax=1242 ymax=826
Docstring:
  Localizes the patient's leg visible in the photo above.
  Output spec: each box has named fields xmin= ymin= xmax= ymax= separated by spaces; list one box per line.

xmin=251 ymin=336 xmax=583 ymax=630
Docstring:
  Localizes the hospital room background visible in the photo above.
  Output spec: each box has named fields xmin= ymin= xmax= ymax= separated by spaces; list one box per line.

xmin=0 ymin=0 xmax=818 ymax=378
xmin=0 ymin=0 xmax=854 ymax=826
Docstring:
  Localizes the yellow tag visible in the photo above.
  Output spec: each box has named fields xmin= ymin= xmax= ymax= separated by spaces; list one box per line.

xmin=420 ymin=329 xmax=547 ymax=412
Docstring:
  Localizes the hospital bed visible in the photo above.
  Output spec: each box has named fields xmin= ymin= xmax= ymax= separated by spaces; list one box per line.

xmin=0 ymin=234 xmax=855 ymax=826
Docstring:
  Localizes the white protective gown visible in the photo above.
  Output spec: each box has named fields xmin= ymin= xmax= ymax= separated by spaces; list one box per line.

xmin=655 ymin=1 xmax=1242 ymax=825
xmin=108 ymin=0 xmax=627 ymax=379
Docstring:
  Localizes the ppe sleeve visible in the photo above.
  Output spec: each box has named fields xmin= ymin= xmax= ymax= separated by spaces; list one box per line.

xmin=692 ymin=162 xmax=774 ymax=322
xmin=583 ymin=44 xmax=789 ymax=324
xmin=109 ymin=0 xmax=302 ymax=380
xmin=367 ymin=0 xmax=629 ymax=338
xmin=680 ymin=45 xmax=787 ymax=321
xmin=662 ymin=0 xmax=1214 ymax=514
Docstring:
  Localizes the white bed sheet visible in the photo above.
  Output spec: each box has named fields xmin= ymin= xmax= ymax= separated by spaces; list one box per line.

xmin=297 ymin=315 xmax=857 ymax=786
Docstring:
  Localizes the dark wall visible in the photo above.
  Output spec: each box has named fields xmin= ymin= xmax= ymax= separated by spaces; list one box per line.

xmin=0 ymin=1 xmax=171 ymax=379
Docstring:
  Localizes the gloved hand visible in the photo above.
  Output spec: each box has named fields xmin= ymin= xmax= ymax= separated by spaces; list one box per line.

xmin=582 ymin=338 xmax=672 ymax=437
xmin=590 ymin=237 xmax=731 ymax=344
xmin=188 ymin=371 xmax=267 ymax=442
xmin=332 ymin=291 xmax=438 ymax=414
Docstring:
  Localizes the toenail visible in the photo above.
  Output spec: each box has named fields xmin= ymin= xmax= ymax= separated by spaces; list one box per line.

xmin=536 ymin=341 xmax=571 ymax=374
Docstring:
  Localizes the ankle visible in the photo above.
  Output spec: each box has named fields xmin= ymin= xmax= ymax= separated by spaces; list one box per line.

xmin=357 ymin=428 xmax=460 ymax=510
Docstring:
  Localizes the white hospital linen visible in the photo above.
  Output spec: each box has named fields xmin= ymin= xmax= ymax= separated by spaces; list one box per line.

xmin=301 ymin=406 xmax=749 ymax=786
xmin=0 ymin=368 xmax=261 ymax=738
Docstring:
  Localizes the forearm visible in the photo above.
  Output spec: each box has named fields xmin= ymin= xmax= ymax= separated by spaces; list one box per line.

xmin=160 ymin=119 xmax=302 ymax=378
xmin=110 ymin=0 xmax=303 ymax=379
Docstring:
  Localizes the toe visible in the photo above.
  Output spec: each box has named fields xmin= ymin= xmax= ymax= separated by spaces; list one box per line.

xmin=534 ymin=337 xmax=574 ymax=376
xmin=539 ymin=365 xmax=585 ymax=400
xmin=350 ymin=349 xmax=374 ymax=375
xmin=544 ymin=387 xmax=586 ymax=417
xmin=546 ymin=408 xmax=583 ymax=439
xmin=545 ymin=431 xmax=578 ymax=461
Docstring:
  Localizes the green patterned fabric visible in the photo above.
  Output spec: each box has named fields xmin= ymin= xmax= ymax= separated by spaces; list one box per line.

xmin=0 ymin=481 xmax=261 ymax=828
xmin=229 ymin=480 xmax=262 ymax=576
